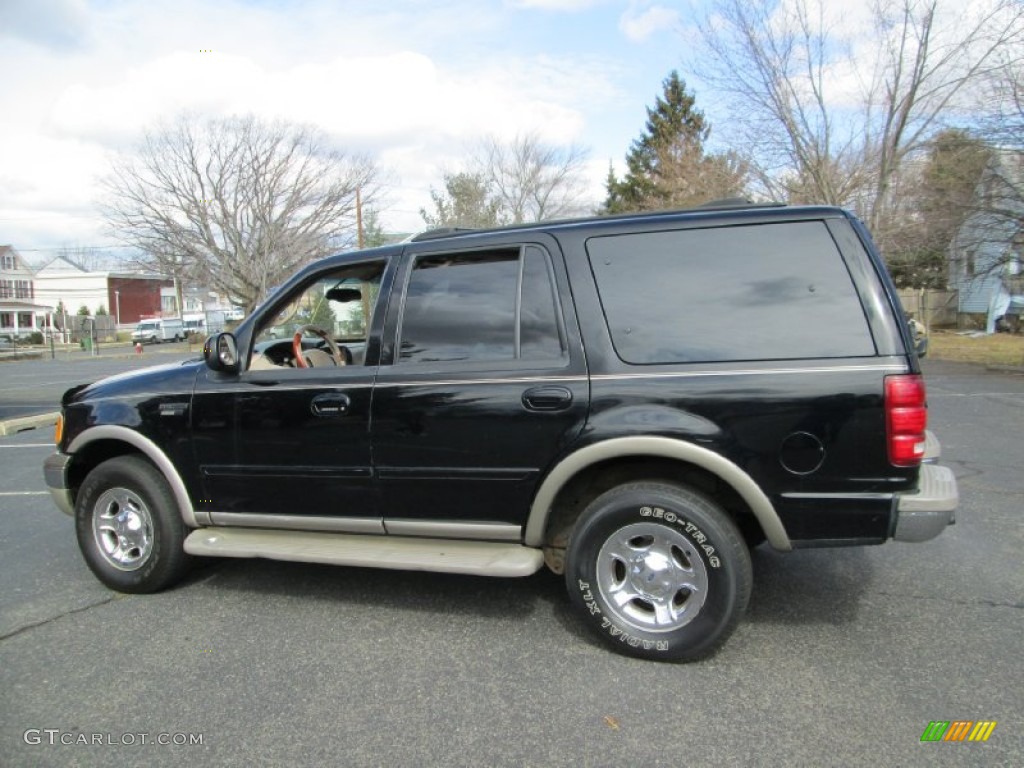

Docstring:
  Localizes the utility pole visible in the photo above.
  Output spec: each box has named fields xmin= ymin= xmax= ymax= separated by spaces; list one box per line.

xmin=356 ymin=187 xmax=364 ymax=249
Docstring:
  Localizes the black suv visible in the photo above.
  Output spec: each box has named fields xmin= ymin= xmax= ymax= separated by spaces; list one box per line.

xmin=44 ymin=203 xmax=958 ymax=660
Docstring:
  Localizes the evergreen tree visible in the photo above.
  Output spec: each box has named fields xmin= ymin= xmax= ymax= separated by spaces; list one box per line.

xmin=420 ymin=172 xmax=501 ymax=229
xmin=604 ymin=71 xmax=746 ymax=214
xmin=884 ymin=130 xmax=991 ymax=289
xmin=361 ymin=208 xmax=391 ymax=248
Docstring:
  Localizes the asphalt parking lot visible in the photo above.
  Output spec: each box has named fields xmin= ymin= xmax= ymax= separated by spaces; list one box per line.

xmin=0 ymin=357 xmax=1021 ymax=767
xmin=0 ymin=341 xmax=199 ymax=423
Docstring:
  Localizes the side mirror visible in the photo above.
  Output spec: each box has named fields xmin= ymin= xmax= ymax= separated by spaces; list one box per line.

xmin=203 ymin=333 xmax=240 ymax=373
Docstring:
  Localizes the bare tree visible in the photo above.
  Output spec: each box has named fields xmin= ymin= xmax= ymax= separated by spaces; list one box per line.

xmin=693 ymin=0 xmax=1024 ymax=244
xmin=864 ymin=0 xmax=1022 ymax=242
xmin=100 ymin=114 xmax=378 ymax=312
xmin=978 ymin=57 xmax=1024 ymax=149
xmin=645 ymin=144 xmax=750 ymax=209
xmin=884 ymin=130 xmax=992 ymax=288
xmin=472 ymin=133 xmax=590 ymax=224
xmin=695 ymin=0 xmax=873 ymax=206
xmin=54 ymin=245 xmax=120 ymax=273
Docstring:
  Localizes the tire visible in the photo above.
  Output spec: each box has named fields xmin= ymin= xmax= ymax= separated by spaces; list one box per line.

xmin=565 ymin=481 xmax=752 ymax=661
xmin=74 ymin=455 xmax=192 ymax=593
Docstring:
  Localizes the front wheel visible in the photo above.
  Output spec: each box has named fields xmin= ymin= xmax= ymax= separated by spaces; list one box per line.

xmin=75 ymin=455 xmax=192 ymax=593
xmin=565 ymin=482 xmax=752 ymax=661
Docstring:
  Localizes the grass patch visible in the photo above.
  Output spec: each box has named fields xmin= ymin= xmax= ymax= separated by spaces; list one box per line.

xmin=928 ymin=331 xmax=1024 ymax=367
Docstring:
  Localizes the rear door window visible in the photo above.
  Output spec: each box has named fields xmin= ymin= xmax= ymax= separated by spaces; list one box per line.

xmin=397 ymin=246 xmax=566 ymax=365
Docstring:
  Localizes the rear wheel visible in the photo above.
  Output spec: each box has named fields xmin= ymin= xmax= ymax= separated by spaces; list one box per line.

xmin=565 ymin=481 xmax=752 ymax=661
xmin=75 ymin=455 xmax=192 ymax=593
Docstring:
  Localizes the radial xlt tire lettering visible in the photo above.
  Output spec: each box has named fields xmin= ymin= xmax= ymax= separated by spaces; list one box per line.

xmin=565 ymin=481 xmax=752 ymax=661
xmin=74 ymin=455 xmax=192 ymax=593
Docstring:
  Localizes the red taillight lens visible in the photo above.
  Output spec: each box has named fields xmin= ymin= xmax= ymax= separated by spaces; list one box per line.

xmin=885 ymin=374 xmax=927 ymax=466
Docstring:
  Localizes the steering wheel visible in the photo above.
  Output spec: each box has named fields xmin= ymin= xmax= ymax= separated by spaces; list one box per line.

xmin=292 ymin=325 xmax=345 ymax=368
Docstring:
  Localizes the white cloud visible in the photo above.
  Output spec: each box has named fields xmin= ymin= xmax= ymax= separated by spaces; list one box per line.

xmin=619 ymin=2 xmax=680 ymax=43
xmin=0 ymin=132 xmax=112 ymax=248
xmin=508 ymin=0 xmax=604 ymax=10
xmin=0 ymin=0 xmax=645 ymax=246
xmin=41 ymin=45 xmax=601 ymax=233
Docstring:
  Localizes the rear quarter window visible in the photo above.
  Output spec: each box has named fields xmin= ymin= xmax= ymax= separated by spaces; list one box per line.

xmin=586 ymin=221 xmax=876 ymax=364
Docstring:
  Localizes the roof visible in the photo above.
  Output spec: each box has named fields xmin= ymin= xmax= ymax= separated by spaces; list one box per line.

xmin=0 ymin=299 xmax=54 ymax=312
xmin=409 ymin=199 xmax=798 ymax=243
xmin=36 ymin=256 xmax=89 ymax=274
xmin=0 ymin=245 xmax=30 ymax=272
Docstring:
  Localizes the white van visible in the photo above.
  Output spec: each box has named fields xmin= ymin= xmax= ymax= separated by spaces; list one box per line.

xmin=131 ymin=318 xmax=185 ymax=344
xmin=183 ymin=317 xmax=205 ymax=335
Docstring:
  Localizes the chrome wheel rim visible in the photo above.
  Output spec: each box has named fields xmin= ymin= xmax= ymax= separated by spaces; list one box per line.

xmin=91 ymin=487 xmax=154 ymax=571
xmin=596 ymin=522 xmax=708 ymax=633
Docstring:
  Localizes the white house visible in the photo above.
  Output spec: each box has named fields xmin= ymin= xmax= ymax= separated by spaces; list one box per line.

xmin=161 ymin=284 xmax=238 ymax=333
xmin=33 ymin=256 xmax=172 ymax=327
xmin=949 ymin=149 xmax=1024 ymax=332
xmin=0 ymin=245 xmax=53 ymax=336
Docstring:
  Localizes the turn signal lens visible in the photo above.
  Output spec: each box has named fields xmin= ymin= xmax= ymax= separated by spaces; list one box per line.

xmin=54 ymin=414 xmax=64 ymax=446
xmin=885 ymin=375 xmax=927 ymax=467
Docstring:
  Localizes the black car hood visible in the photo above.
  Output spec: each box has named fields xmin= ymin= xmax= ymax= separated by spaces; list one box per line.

xmin=62 ymin=359 xmax=205 ymax=407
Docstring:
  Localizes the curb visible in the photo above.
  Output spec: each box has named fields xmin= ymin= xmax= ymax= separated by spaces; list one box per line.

xmin=0 ymin=352 xmax=44 ymax=362
xmin=0 ymin=412 xmax=59 ymax=436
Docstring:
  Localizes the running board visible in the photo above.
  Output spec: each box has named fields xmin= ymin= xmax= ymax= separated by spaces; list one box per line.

xmin=183 ymin=528 xmax=545 ymax=578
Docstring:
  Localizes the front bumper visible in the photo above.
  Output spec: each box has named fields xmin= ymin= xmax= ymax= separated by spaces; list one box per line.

xmin=893 ymin=463 xmax=958 ymax=542
xmin=43 ymin=452 xmax=75 ymax=517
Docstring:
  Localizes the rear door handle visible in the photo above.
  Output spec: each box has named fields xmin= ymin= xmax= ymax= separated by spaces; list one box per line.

xmin=311 ymin=393 xmax=351 ymax=417
xmin=522 ymin=386 xmax=573 ymax=412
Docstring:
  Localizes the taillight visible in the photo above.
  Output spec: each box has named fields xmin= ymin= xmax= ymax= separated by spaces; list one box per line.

xmin=885 ymin=374 xmax=927 ymax=466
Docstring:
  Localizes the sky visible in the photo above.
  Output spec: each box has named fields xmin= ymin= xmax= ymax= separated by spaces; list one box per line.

xmin=0 ymin=0 xmax=703 ymax=264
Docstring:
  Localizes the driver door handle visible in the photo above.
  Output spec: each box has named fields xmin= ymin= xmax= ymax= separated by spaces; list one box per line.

xmin=311 ymin=393 xmax=351 ymax=417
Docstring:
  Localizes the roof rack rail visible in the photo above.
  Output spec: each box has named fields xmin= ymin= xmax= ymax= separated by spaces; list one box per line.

xmin=693 ymin=198 xmax=786 ymax=210
xmin=410 ymin=227 xmax=478 ymax=242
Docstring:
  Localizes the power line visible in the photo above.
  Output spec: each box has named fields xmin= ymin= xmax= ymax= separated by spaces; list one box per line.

xmin=13 ymin=245 xmax=131 ymax=252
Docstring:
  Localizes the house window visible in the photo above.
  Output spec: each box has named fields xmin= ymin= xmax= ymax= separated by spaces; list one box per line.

xmin=1 ymin=254 xmax=15 ymax=271
xmin=0 ymin=280 xmax=11 ymax=299
xmin=15 ymin=280 xmax=31 ymax=299
xmin=965 ymin=250 xmax=976 ymax=277
xmin=0 ymin=312 xmax=12 ymax=328
xmin=17 ymin=312 xmax=32 ymax=329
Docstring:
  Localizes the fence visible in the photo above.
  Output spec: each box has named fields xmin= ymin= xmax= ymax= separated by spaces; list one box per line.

xmin=61 ymin=315 xmax=119 ymax=342
xmin=896 ymin=289 xmax=959 ymax=329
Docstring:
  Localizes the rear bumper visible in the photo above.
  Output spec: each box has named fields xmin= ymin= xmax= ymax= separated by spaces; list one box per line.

xmin=43 ymin=452 xmax=75 ymax=517
xmin=893 ymin=463 xmax=958 ymax=542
